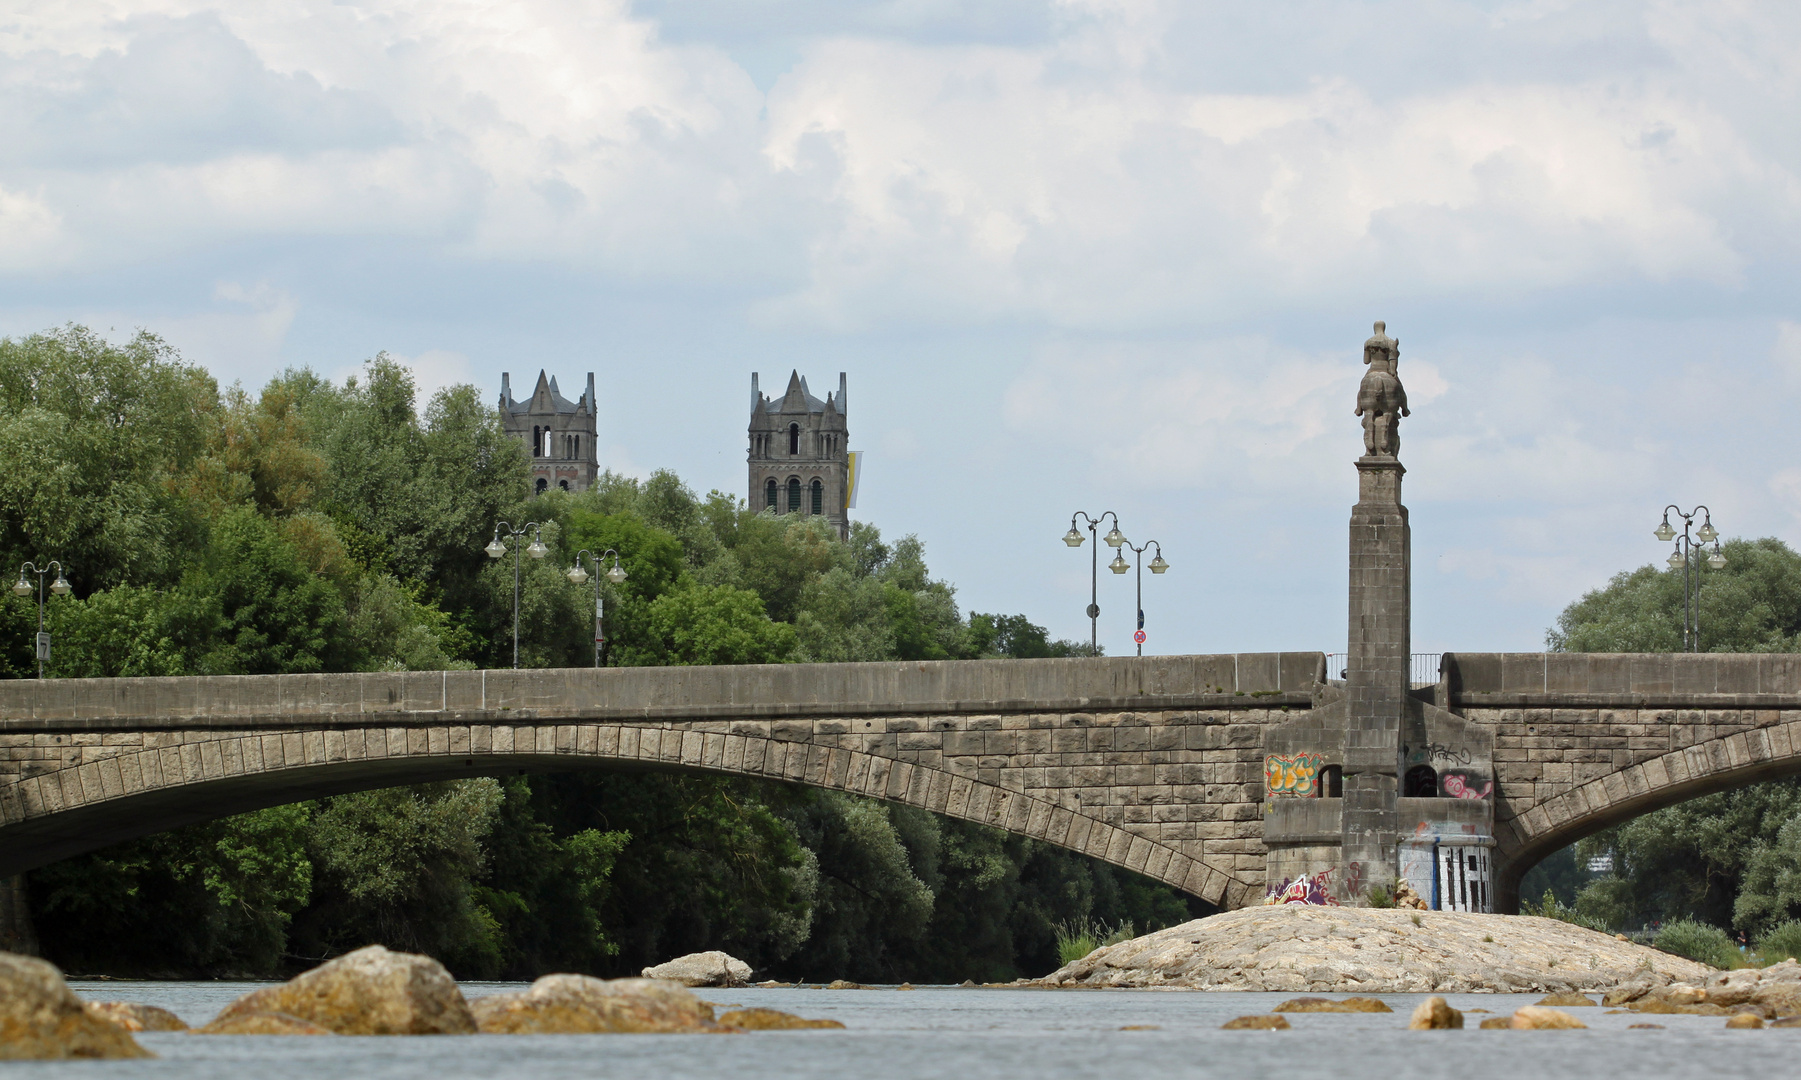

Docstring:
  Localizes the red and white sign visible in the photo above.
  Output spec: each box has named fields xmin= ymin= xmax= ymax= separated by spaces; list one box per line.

xmin=1133 ymin=630 xmax=1146 ymax=645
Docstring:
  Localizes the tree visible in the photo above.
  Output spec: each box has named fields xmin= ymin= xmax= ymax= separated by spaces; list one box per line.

xmin=1548 ymin=538 xmax=1801 ymax=653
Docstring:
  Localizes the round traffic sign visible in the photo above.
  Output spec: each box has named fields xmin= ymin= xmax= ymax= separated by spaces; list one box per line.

xmin=1133 ymin=629 xmax=1146 ymax=645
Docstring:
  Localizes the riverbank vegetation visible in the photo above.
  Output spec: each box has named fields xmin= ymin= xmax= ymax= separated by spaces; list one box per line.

xmin=0 ymin=326 xmax=1203 ymax=981
xmin=1528 ymin=537 xmax=1801 ymax=964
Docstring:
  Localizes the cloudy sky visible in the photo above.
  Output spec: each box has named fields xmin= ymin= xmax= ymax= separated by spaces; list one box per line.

xmin=4 ymin=1 xmax=1799 ymax=657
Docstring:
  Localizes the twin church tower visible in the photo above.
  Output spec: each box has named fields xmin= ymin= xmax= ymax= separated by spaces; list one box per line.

xmin=498 ymin=368 xmax=855 ymax=537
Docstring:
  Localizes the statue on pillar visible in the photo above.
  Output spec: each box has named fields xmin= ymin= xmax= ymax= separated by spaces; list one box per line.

xmin=1355 ymin=321 xmax=1408 ymax=458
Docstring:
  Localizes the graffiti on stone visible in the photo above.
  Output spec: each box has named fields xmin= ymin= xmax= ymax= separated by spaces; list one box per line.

xmin=1265 ymin=752 xmax=1324 ymax=797
xmin=1265 ymin=868 xmax=1341 ymax=906
xmin=1440 ymin=772 xmax=1493 ymax=800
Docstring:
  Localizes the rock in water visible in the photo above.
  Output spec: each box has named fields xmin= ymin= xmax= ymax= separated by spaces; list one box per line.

xmin=0 ymin=952 xmax=151 ymax=1059
xmin=641 ymin=951 xmax=752 ymax=988
xmin=718 ymin=1008 xmax=845 ymax=1030
xmin=1478 ymin=1017 xmax=1512 ymax=1029
xmin=471 ymin=975 xmax=720 ymax=1034
xmin=197 ymin=1012 xmax=334 ymax=1035
xmin=1725 ymin=1013 xmax=1764 ymax=1029
xmin=1220 ymin=1015 xmax=1289 ymax=1030
xmin=210 ymin=944 xmax=475 ymax=1035
xmin=1275 ymin=997 xmax=1392 ymax=1013
xmin=1407 ymin=997 xmax=1463 ymax=1029
xmin=1533 ymin=992 xmax=1596 ymax=1007
xmin=1509 ymin=1006 xmax=1586 ymax=1030
xmin=84 ymin=1002 xmax=188 ymax=1032
xmin=1037 ymin=907 xmax=1711 ymax=993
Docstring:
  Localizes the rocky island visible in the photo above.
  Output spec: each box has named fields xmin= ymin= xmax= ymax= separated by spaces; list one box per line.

xmin=1037 ymin=907 xmax=1712 ymax=993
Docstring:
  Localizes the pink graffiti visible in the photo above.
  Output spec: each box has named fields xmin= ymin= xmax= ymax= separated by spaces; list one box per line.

xmin=1441 ymin=773 xmax=1492 ymax=800
xmin=1265 ymin=868 xmax=1341 ymax=906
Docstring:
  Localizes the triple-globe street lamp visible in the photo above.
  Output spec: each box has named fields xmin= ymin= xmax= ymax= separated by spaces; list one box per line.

xmin=1116 ymin=539 xmax=1170 ymax=657
xmin=1654 ymin=505 xmax=1725 ymax=653
xmin=566 ymin=549 xmax=628 ymax=668
xmin=1063 ymin=511 xmax=1125 ymax=651
xmin=484 ymin=521 xmax=549 ymax=669
xmin=12 ymin=561 xmax=71 ymax=679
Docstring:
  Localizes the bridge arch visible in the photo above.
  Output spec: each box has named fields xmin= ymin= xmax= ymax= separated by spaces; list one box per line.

xmin=1493 ymin=716 xmax=1801 ymax=908
xmin=0 ymin=720 xmax=1221 ymax=902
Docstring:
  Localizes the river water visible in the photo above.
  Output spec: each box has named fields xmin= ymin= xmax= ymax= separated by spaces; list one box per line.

xmin=53 ymin=982 xmax=1795 ymax=1080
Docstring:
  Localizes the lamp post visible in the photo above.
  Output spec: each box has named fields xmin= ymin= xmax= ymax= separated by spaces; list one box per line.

xmin=12 ymin=561 xmax=72 ymax=679
xmin=1654 ymin=505 xmax=1725 ymax=653
xmin=1062 ymin=511 xmax=1126 ymax=652
xmin=566 ymin=549 xmax=628 ymax=667
xmin=484 ymin=521 xmax=549 ymax=668
xmin=1115 ymin=539 xmax=1169 ymax=657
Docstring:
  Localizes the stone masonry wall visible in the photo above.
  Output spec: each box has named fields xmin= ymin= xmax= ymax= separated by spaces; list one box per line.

xmin=0 ymin=704 xmax=1293 ymax=908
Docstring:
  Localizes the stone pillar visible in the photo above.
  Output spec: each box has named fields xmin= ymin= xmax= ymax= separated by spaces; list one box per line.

xmin=0 ymin=875 xmax=38 ymax=956
xmin=1341 ymin=322 xmax=1411 ymax=903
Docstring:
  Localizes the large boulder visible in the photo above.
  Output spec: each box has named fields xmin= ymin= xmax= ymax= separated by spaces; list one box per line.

xmin=1509 ymin=1006 xmax=1586 ymax=1030
xmin=0 ymin=952 xmax=151 ymax=1059
xmin=640 ymin=951 xmax=752 ymax=988
xmin=210 ymin=944 xmax=476 ymax=1035
xmin=471 ymin=975 xmax=721 ymax=1034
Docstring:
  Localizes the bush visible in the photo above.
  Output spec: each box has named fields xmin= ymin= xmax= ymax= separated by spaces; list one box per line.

xmin=1521 ymin=888 xmax=1610 ymax=933
xmin=1653 ymin=919 xmax=1742 ymax=969
xmin=1365 ymin=883 xmax=1395 ymax=908
xmin=1755 ymin=920 xmax=1801 ymax=964
xmin=1052 ymin=919 xmax=1134 ymax=967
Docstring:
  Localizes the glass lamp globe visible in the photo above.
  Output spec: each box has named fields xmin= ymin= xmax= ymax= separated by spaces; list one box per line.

xmin=525 ymin=538 xmax=549 ymax=560
xmin=1108 ymin=554 xmax=1130 ymax=574
xmin=49 ymin=574 xmax=70 ymax=596
xmin=1103 ymin=527 xmax=1126 ymax=548
xmin=1654 ymin=521 xmax=1675 ymax=542
xmin=1667 ymin=550 xmax=1685 ymax=570
xmin=566 ymin=565 xmax=589 ymax=585
xmin=1708 ymin=551 xmax=1727 ymax=569
xmin=1149 ymin=555 xmax=1169 ymax=574
xmin=606 ymin=564 xmax=628 ymax=585
xmin=1062 ymin=527 xmax=1084 ymax=547
xmin=11 ymin=577 xmax=30 ymax=597
xmin=1697 ymin=522 xmax=1718 ymax=543
xmin=484 ymin=537 xmax=507 ymax=559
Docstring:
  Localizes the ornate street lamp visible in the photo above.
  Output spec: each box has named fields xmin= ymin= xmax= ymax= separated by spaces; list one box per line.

xmin=567 ymin=548 xmax=628 ymax=668
xmin=484 ymin=521 xmax=549 ymax=668
xmin=12 ymin=561 xmax=72 ymax=679
xmin=1116 ymin=539 xmax=1169 ymax=657
xmin=1654 ymin=505 xmax=1724 ymax=652
xmin=1063 ymin=511 xmax=1126 ymax=651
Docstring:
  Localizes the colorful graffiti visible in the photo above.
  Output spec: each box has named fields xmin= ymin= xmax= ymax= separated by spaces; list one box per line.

xmin=1441 ymin=772 xmax=1493 ymax=800
xmin=1265 ymin=752 xmax=1324 ymax=797
xmin=1265 ymin=868 xmax=1341 ymax=906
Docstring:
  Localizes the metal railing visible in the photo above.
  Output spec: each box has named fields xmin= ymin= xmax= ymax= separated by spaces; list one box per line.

xmin=1324 ymin=652 xmax=1444 ymax=687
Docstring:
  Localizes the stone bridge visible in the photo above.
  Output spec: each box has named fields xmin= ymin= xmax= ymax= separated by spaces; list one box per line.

xmin=4 ymin=649 xmax=1800 ymax=913
xmin=0 ymin=654 xmax=1321 ymax=911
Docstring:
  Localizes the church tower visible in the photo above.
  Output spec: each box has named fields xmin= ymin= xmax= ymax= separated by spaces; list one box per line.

xmin=749 ymin=371 xmax=850 ymax=538
xmin=500 ymin=370 xmax=600 ymax=495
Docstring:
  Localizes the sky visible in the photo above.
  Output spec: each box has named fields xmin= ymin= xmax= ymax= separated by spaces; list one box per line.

xmin=3 ymin=0 xmax=1799 ymax=658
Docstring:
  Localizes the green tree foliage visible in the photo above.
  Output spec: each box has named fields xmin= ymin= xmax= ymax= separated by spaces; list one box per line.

xmin=1541 ymin=538 xmax=1801 ymax=945
xmin=9 ymin=324 xmax=1155 ymax=982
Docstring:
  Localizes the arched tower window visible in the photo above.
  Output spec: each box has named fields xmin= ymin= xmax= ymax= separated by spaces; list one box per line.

xmin=787 ymin=477 xmax=802 ymax=514
xmin=559 ymin=480 xmax=569 ymax=491
xmin=765 ymin=478 xmax=778 ymax=511
xmin=810 ymin=478 xmax=823 ymax=515
xmin=789 ymin=424 xmax=799 ymax=456
xmin=532 ymin=426 xmax=541 ymax=458
xmin=535 ymin=477 xmax=548 ymax=496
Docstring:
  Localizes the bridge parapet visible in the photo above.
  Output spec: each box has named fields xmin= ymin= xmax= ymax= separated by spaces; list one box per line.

xmin=1444 ymin=652 xmax=1801 ymax=707
xmin=0 ymin=653 xmax=1325 ymax=730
